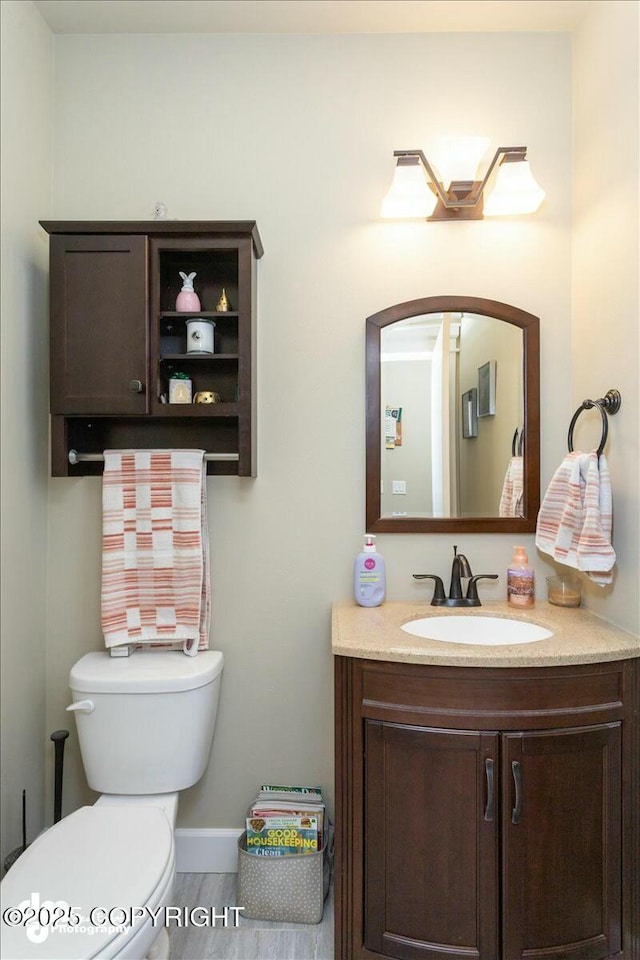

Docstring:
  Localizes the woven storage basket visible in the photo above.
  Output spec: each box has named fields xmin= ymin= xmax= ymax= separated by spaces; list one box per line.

xmin=237 ymin=822 xmax=333 ymax=924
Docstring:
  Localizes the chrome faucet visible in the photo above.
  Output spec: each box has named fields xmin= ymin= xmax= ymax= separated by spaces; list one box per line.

xmin=413 ymin=545 xmax=498 ymax=607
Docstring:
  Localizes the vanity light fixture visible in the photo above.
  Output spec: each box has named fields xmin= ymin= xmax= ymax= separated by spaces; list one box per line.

xmin=380 ymin=146 xmax=545 ymax=221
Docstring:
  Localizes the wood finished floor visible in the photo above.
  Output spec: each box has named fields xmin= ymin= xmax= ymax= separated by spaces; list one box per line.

xmin=169 ymin=872 xmax=334 ymax=959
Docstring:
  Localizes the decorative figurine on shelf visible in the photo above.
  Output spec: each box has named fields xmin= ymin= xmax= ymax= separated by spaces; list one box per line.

xmin=168 ymin=371 xmax=192 ymax=404
xmin=216 ymin=288 xmax=230 ymax=312
xmin=152 ymin=201 xmax=177 ymax=221
xmin=176 ymin=272 xmax=201 ymax=312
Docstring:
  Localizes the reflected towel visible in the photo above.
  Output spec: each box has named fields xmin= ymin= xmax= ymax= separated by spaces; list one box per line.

xmin=535 ymin=451 xmax=615 ymax=585
xmin=101 ymin=450 xmax=210 ymax=652
xmin=499 ymin=456 xmax=524 ymax=517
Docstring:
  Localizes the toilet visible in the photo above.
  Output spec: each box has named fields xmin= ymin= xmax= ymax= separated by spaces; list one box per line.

xmin=0 ymin=649 xmax=223 ymax=960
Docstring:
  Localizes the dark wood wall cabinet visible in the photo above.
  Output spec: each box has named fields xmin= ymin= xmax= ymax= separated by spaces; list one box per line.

xmin=40 ymin=221 xmax=263 ymax=476
xmin=335 ymin=656 xmax=640 ymax=960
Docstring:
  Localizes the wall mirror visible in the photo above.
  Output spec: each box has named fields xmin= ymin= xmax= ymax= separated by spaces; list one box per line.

xmin=366 ymin=296 xmax=540 ymax=533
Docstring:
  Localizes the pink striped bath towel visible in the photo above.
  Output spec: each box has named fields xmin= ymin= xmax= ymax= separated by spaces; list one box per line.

xmin=535 ymin=451 xmax=615 ymax=585
xmin=101 ymin=450 xmax=210 ymax=653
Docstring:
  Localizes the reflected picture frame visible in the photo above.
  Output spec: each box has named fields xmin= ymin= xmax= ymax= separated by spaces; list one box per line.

xmin=462 ymin=388 xmax=478 ymax=438
xmin=478 ymin=360 xmax=496 ymax=417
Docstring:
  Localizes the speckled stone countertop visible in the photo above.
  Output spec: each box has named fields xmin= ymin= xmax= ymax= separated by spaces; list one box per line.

xmin=332 ymin=600 xmax=639 ymax=668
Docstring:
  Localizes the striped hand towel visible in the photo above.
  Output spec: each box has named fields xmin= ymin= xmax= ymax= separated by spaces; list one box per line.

xmin=499 ymin=456 xmax=524 ymax=518
xmin=536 ymin=452 xmax=586 ymax=564
xmin=535 ymin=451 xmax=615 ymax=585
xmin=576 ymin=452 xmax=615 ymax=585
xmin=101 ymin=450 xmax=210 ymax=654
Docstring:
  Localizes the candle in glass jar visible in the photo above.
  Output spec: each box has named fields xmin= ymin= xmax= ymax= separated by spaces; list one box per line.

xmin=546 ymin=576 xmax=581 ymax=607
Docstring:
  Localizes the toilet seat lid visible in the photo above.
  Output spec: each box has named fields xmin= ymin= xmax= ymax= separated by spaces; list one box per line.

xmin=0 ymin=805 xmax=173 ymax=959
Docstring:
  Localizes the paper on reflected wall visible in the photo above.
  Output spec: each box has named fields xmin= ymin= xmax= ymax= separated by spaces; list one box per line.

xmin=385 ymin=407 xmax=402 ymax=448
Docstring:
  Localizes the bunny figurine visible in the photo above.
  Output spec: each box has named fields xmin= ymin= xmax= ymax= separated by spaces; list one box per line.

xmin=176 ymin=271 xmax=201 ymax=312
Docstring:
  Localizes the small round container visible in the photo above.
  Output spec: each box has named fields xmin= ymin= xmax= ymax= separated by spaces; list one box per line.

xmin=193 ymin=391 xmax=221 ymax=404
xmin=186 ymin=318 xmax=215 ymax=354
xmin=546 ymin=575 xmax=582 ymax=607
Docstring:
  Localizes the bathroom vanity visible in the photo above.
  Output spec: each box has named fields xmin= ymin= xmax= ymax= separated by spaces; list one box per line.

xmin=333 ymin=602 xmax=640 ymax=960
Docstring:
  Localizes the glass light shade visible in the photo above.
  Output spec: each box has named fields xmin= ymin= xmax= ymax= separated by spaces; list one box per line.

xmin=380 ymin=159 xmax=437 ymax=219
xmin=429 ymin=136 xmax=491 ymax=185
xmin=484 ymin=159 xmax=545 ymax=216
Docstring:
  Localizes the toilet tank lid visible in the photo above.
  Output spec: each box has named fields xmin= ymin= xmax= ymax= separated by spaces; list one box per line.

xmin=70 ymin=650 xmax=223 ymax=693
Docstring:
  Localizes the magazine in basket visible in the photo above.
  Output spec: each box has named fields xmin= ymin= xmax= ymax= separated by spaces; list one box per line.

xmin=247 ymin=784 xmax=326 ymax=854
xmin=245 ymin=815 xmax=319 ymax=857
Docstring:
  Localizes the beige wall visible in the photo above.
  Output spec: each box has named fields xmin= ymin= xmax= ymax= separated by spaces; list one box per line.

xmin=1 ymin=5 xmax=637 ymax=844
xmin=0 ymin=0 xmax=53 ymax=866
xmin=572 ymin=0 xmax=640 ymax=633
xmin=46 ymin=30 xmax=574 ymax=827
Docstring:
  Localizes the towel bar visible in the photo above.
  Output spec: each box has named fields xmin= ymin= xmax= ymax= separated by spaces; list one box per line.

xmin=68 ymin=450 xmax=239 ymax=464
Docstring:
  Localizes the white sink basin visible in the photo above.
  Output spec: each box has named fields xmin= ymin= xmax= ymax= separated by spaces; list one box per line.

xmin=401 ymin=616 xmax=553 ymax=646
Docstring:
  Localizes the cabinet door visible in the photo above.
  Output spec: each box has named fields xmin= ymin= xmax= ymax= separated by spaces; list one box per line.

xmin=50 ymin=235 xmax=148 ymax=414
xmin=365 ymin=721 xmax=499 ymax=960
xmin=502 ymin=723 xmax=622 ymax=960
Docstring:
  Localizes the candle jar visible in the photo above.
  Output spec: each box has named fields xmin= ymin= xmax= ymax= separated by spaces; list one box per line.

xmin=186 ymin=318 xmax=215 ymax=354
xmin=546 ymin=575 xmax=582 ymax=607
xmin=168 ymin=377 xmax=192 ymax=404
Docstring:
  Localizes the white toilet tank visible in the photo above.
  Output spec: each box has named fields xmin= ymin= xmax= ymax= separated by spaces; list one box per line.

xmin=69 ymin=650 xmax=223 ymax=795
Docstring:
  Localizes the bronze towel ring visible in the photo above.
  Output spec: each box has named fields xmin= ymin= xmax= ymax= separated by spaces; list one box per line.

xmin=567 ymin=388 xmax=622 ymax=457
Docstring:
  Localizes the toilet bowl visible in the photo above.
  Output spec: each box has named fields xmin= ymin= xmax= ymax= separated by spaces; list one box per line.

xmin=1 ymin=804 xmax=174 ymax=959
xmin=0 ymin=650 xmax=223 ymax=960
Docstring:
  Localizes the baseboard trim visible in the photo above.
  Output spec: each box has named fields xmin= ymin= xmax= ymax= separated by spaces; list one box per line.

xmin=175 ymin=828 xmax=243 ymax=874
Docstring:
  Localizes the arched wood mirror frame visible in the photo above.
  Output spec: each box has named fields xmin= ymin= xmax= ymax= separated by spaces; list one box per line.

xmin=366 ymin=295 xmax=540 ymax=533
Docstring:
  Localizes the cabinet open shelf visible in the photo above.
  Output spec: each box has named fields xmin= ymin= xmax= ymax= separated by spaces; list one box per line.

xmin=160 ymin=354 xmax=239 ymax=361
xmin=52 ymin=413 xmax=241 ymax=476
xmin=152 ymin=403 xmax=239 ymax=417
xmin=160 ymin=311 xmax=239 ymax=320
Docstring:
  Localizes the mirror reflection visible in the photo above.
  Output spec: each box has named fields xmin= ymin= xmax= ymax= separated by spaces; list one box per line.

xmin=366 ymin=296 xmax=540 ymax=534
xmin=380 ymin=312 xmax=523 ymax=519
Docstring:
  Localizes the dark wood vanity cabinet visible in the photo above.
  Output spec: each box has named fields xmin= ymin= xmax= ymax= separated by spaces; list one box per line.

xmin=335 ymin=656 xmax=640 ymax=960
xmin=364 ymin=723 xmax=500 ymax=959
xmin=501 ymin=724 xmax=622 ymax=960
xmin=41 ymin=221 xmax=263 ymax=477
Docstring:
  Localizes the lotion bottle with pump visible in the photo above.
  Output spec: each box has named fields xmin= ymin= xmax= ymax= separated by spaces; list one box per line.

xmin=354 ymin=535 xmax=386 ymax=607
xmin=507 ymin=545 xmax=535 ymax=607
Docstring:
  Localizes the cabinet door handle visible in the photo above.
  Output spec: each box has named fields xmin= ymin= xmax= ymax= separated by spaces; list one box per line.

xmin=511 ymin=760 xmax=522 ymax=824
xmin=128 ymin=379 xmax=145 ymax=393
xmin=484 ymin=758 xmax=495 ymax=821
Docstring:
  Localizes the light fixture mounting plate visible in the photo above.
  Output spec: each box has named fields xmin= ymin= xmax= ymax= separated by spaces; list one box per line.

xmin=428 ymin=181 xmax=485 ymax=221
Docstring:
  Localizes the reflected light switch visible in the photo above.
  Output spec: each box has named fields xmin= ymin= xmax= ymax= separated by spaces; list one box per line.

xmin=392 ymin=480 xmax=407 ymax=495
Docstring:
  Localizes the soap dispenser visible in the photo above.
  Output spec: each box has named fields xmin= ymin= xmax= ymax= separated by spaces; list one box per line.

xmin=354 ymin=535 xmax=386 ymax=607
xmin=507 ymin=545 xmax=535 ymax=607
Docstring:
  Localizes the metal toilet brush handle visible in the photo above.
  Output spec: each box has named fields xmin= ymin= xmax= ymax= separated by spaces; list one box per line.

xmin=50 ymin=729 xmax=69 ymax=824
